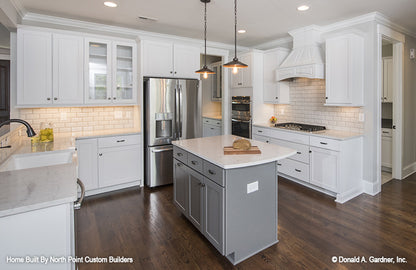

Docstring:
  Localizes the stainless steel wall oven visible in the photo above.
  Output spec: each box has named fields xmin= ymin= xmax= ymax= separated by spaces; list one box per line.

xmin=231 ymin=96 xmax=251 ymax=139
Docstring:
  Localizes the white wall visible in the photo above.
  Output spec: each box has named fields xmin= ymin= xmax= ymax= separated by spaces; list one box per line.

xmin=402 ymin=35 xmax=416 ymax=170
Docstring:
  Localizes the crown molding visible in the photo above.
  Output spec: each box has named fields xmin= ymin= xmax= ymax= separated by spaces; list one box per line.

xmin=373 ymin=12 xmax=416 ymax=38
xmin=8 ymin=0 xmax=26 ymax=18
xmin=21 ymin=12 xmax=246 ymax=52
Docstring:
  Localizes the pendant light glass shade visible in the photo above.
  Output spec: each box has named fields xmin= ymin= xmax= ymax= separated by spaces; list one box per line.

xmin=224 ymin=0 xmax=248 ymax=72
xmin=196 ymin=0 xmax=215 ymax=79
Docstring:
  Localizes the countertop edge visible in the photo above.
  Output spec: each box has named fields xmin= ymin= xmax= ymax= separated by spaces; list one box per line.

xmin=75 ymin=131 xmax=141 ymax=140
xmin=253 ymin=123 xmax=363 ymax=141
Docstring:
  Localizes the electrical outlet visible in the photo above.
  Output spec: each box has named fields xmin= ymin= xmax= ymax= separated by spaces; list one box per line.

xmin=247 ymin=181 xmax=259 ymax=194
xmin=359 ymin=113 xmax=365 ymax=122
xmin=410 ymin=48 xmax=415 ymax=59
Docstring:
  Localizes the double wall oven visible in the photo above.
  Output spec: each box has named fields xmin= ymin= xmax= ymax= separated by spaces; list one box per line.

xmin=231 ymin=96 xmax=251 ymax=139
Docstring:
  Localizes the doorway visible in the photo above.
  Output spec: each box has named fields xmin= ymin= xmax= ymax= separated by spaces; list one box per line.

xmin=377 ymin=25 xmax=405 ymax=189
xmin=199 ymin=54 xmax=223 ymax=137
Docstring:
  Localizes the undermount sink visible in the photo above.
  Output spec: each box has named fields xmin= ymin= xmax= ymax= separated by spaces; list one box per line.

xmin=0 ymin=150 xmax=74 ymax=173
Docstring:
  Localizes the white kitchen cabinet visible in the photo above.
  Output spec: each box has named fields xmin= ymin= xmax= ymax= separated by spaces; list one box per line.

xmin=85 ymin=39 xmax=137 ymax=104
xmin=203 ymin=118 xmax=222 ymax=137
xmin=325 ymin=33 xmax=364 ymax=106
xmin=17 ymin=29 xmax=52 ymax=105
xmin=53 ymin=33 xmax=84 ymax=104
xmin=142 ymin=40 xmax=200 ymax=79
xmin=230 ymin=53 xmax=252 ymax=88
xmin=98 ymin=145 xmax=141 ymax=188
xmin=263 ymin=48 xmax=290 ymax=104
xmin=309 ymin=146 xmax=339 ymax=192
xmin=382 ymin=57 xmax=393 ymax=103
xmin=76 ymin=138 xmax=98 ymax=191
xmin=76 ymin=134 xmax=142 ymax=195
xmin=0 ymin=203 xmax=75 ymax=270
xmin=382 ymin=128 xmax=392 ymax=168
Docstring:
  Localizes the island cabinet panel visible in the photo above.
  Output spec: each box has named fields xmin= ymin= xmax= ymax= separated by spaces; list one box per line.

xmin=173 ymin=161 xmax=189 ymax=215
xmin=204 ymin=178 xmax=224 ymax=254
xmin=225 ymin=162 xmax=277 ymax=264
xmin=188 ymin=169 xmax=204 ymax=232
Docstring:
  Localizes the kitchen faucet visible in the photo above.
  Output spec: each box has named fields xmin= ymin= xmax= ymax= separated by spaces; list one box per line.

xmin=0 ymin=119 xmax=36 ymax=149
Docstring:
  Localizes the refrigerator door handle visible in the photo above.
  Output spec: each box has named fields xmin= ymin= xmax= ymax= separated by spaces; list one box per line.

xmin=178 ymin=84 xmax=183 ymax=138
xmin=174 ymin=86 xmax=179 ymax=140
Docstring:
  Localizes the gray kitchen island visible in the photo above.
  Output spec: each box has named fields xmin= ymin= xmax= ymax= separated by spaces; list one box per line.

xmin=172 ymin=135 xmax=296 ymax=265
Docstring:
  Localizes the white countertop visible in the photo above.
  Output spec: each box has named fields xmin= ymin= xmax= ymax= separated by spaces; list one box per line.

xmin=202 ymin=113 xmax=222 ymax=120
xmin=253 ymin=123 xmax=363 ymax=140
xmin=172 ymin=135 xmax=296 ymax=169
xmin=0 ymin=155 xmax=77 ymax=218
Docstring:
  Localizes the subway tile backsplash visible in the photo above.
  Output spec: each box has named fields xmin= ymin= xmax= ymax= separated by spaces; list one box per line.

xmin=274 ymin=78 xmax=364 ymax=133
xmin=19 ymin=106 xmax=140 ymax=134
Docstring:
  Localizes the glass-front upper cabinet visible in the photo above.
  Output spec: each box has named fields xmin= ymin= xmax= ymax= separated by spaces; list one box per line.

xmin=210 ymin=61 xmax=222 ymax=102
xmin=113 ymin=42 xmax=137 ymax=103
xmin=85 ymin=39 xmax=112 ymax=103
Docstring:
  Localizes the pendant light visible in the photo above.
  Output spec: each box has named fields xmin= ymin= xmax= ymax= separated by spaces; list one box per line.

xmin=195 ymin=0 xmax=215 ymax=79
xmin=223 ymin=0 xmax=247 ymax=74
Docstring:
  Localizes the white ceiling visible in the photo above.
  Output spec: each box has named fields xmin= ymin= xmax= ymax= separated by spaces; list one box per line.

xmin=16 ymin=0 xmax=416 ymax=47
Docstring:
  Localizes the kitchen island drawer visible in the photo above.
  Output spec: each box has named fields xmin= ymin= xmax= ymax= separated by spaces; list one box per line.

xmin=310 ymin=136 xmax=340 ymax=151
xmin=187 ymin=153 xmax=203 ymax=173
xmin=277 ymin=159 xmax=310 ymax=182
xmin=173 ymin=146 xmax=188 ymax=164
xmin=203 ymin=161 xmax=224 ymax=187
xmin=270 ymin=138 xmax=309 ymax=164
xmin=98 ymin=134 xmax=141 ymax=148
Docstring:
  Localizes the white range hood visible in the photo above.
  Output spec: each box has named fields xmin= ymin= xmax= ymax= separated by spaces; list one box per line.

xmin=276 ymin=26 xmax=325 ymax=81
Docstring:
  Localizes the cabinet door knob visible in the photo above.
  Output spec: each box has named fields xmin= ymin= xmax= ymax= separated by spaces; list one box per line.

xmin=295 ymin=169 xmax=301 ymax=173
xmin=325 ymin=97 xmax=328 ymax=100
xmin=191 ymin=160 xmax=198 ymax=165
xmin=113 ymin=97 xmax=116 ymax=100
xmin=54 ymin=97 xmax=58 ymax=100
xmin=108 ymin=97 xmax=111 ymax=100
xmin=296 ymin=151 xmax=302 ymax=155
xmin=177 ymin=162 xmax=182 ymax=167
xmin=99 ymin=153 xmax=103 ymax=156
xmin=174 ymin=71 xmax=177 ymax=74
xmin=177 ymin=152 xmax=183 ymax=157
xmin=201 ymin=183 xmax=206 ymax=187
xmin=208 ymin=169 xmax=216 ymax=175
xmin=170 ymin=71 xmax=173 ymax=74
xmin=47 ymin=98 xmax=51 ymax=101
xmin=275 ymin=97 xmax=278 ymax=99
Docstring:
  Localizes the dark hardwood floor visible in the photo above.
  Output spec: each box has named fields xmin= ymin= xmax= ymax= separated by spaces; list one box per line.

xmin=76 ymin=175 xmax=416 ymax=270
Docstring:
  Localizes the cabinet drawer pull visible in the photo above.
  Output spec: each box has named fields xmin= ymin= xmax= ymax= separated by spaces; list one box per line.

xmin=208 ymin=169 xmax=216 ymax=175
xmin=201 ymin=183 xmax=206 ymax=187
xmin=238 ymin=83 xmax=242 ymax=85
xmin=108 ymin=97 xmax=111 ymax=100
xmin=177 ymin=152 xmax=183 ymax=157
xmin=296 ymin=151 xmax=302 ymax=155
xmin=47 ymin=97 xmax=51 ymax=101
xmin=382 ymin=131 xmax=389 ymax=134
xmin=177 ymin=163 xmax=183 ymax=167
xmin=320 ymin=142 xmax=328 ymax=145
xmin=257 ymin=130 xmax=263 ymax=133
xmin=191 ymin=160 xmax=198 ymax=165
xmin=99 ymin=153 xmax=103 ymax=156
xmin=116 ymin=139 xmax=126 ymax=143
xmin=277 ymin=163 xmax=282 ymax=166
xmin=54 ymin=97 xmax=58 ymax=100
xmin=266 ymin=140 xmax=269 ymax=143
xmin=295 ymin=169 xmax=301 ymax=172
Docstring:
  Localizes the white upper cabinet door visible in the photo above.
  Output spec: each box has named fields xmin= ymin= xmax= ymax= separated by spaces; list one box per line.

xmin=230 ymin=53 xmax=252 ymax=88
xmin=17 ymin=29 xmax=52 ymax=105
xmin=142 ymin=40 xmax=174 ymax=77
xmin=112 ymin=41 xmax=137 ymax=104
xmin=263 ymin=49 xmax=290 ymax=104
xmin=325 ymin=33 xmax=364 ymax=106
xmin=382 ymin=57 xmax=393 ymax=103
xmin=85 ymin=38 xmax=112 ymax=104
xmin=173 ymin=44 xmax=200 ymax=79
xmin=52 ymin=34 xmax=84 ymax=104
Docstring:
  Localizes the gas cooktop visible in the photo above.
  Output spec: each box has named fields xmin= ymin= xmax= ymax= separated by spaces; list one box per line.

xmin=274 ymin=122 xmax=326 ymax=132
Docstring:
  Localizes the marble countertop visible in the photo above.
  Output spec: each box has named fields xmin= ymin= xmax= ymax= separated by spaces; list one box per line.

xmin=202 ymin=113 xmax=222 ymax=120
xmin=253 ymin=123 xmax=363 ymax=140
xmin=0 ymin=153 xmax=77 ymax=218
xmin=172 ymin=135 xmax=296 ymax=169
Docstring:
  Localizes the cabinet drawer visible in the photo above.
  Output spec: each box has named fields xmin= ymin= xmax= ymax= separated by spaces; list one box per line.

xmin=187 ymin=153 xmax=203 ymax=173
xmin=269 ymin=129 xmax=309 ymax=145
xmin=270 ymin=138 xmax=309 ymax=164
xmin=173 ymin=146 xmax=188 ymax=163
xmin=98 ymin=134 xmax=141 ymax=148
xmin=381 ymin=128 xmax=392 ymax=138
xmin=252 ymin=134 xmax=270 ymax=144
xmin=203 ymin=118 xmax=221 ymax=127
xmin=203 ymin=161 xmax=224 ymax=187
xmin=252 ymin=126 xmax=270 ymax=137
xmin=277 ymin=159 xmax=310 ymax=182
xmin=310 ymin=136 xmax=340 ymax=151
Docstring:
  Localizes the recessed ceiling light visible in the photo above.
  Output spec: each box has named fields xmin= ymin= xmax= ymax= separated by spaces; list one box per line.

xmin=238 ymin=29 xmax=246 ymax=34
xmin=297 ymin=5 xmax=310 ymax=11
xmin=104 ymin=1 xmax=118 ymax=8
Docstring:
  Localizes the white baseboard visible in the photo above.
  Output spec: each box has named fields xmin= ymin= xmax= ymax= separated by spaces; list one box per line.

xmin=402 ymin=162 xmax=416 ymax=179
xmin=85 ymin=180 xmax=142 ymax=197
xmin=278 ymin=174 xmax=337 ymax=198
xmin=335 ymin=187 xmax=363 ymax=204
xmin=362 ymin=179 xmax=381 ymax=196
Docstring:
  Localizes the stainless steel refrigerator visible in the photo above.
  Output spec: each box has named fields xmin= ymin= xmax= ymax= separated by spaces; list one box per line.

xmin=144 ymin=77 xmax=201 ymax=187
